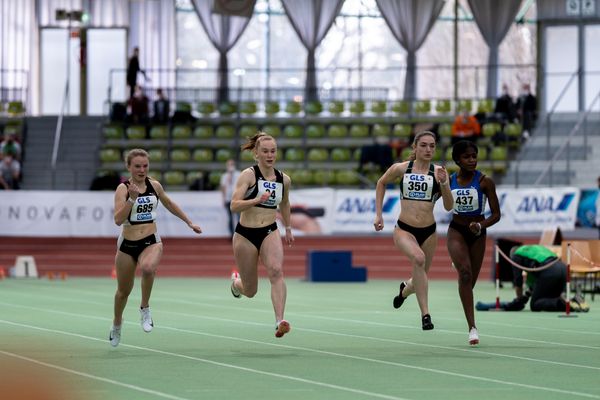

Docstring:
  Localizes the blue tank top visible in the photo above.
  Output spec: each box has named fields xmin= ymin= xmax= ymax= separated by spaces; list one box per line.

xmin=450 ymin=170 xmax=486 ymax=216
xmin=398 ymin=161 xmax=441 ymax=202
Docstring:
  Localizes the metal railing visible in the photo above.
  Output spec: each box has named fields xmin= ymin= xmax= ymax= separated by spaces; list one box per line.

xmin=533 ymin=89 xmax=600 ymax=186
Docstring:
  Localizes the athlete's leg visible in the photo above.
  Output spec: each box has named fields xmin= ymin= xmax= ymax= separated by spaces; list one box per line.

xmin=138 ymin=243 xmax=163 ymax=308
xmin=447 ymin=227 xmax=476 ymax=329
xmin=260 ymin=231 xmax=286 ymax=322
xmin=113 ymin=251 xmax=136 ymax=326
xmin=232 ymin=233 xmax=260 ymax=297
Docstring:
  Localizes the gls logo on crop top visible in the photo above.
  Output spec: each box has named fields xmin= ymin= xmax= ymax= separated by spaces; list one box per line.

xmin=257 ymin=180 xmax=282 ymax=208
xmin=403 ymin=174 xmax=434 ymax=200
xmin=453 ymin=188 xmax=479 ymax=212
xmin=131 ymin=195 xmax=158 ymax=222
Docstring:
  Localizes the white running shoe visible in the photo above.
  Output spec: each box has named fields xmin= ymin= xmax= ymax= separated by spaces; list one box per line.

xmin=109 ymin=325 xmax=121 ymax=347
xmin=140 ymin=307 xmax=154 ymax=333
xmin=468 ymin=327 xmax=479 ymax=345
xmin=230 ymin=270 xmax=241 ymax=298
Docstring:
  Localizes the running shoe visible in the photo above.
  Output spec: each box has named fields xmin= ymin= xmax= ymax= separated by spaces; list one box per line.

xmin=109 ymin=325 xmax=121 ymax=347
xmin=393 ymin=281 xmax=407 ymax=309
xmin=421 ymin=314 xmax=434 ymax=330
xmin=468 ymin=327 xmax=479 ymax=345
xmin=140 ymin=307 xmax=154 ymax=333
xmin=231 ymin=270 xmax=241 ymax=298
xmin=275 ymin=320 xmax=291 ymax=338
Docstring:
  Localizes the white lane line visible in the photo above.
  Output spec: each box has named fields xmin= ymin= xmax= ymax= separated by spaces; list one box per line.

xmin=0 ymin=320 xmax=410 ymax=400
xmin=0 ymin=350 xmax=193 ymax=400
xmin=1 ymin=316 xmax=600 ymax=399
xmin=2 ymin=299 xmax=600 ymax=371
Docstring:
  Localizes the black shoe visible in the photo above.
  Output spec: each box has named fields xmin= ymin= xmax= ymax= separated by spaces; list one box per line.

xmin=422 ymin=314 xmax=434 ymax=330
xmin=393 ymin=281 xmax=407 ymax=309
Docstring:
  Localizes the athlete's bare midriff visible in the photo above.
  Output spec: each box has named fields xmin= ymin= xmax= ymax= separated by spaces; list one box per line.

xmin=122 ymin=222 xmax=157 ymax=241
xmin=239 ymin=206 xmax=277 ymax=228
xmin=398 ymin=199 xmax=436 ymax=227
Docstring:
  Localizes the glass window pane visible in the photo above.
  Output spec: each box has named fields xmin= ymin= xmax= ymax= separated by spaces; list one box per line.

xmin=584 ymin=24 xmax=600 ymax=110
xmin=545 ymin=26 xmax=579 ymax=112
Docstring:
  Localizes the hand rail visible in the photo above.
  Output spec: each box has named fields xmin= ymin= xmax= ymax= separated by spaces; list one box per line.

xmin=533 ymin=89 xmax=600 ymax=186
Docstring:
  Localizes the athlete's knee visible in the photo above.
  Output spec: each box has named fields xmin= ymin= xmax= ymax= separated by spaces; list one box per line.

xmin=115 ymin=287 xmax=132 ymax=300
xmin=457 ymin=267 xmax=473 ymax=286
xmin=139 ymin=262 xmax=156 ymax=277
xmin=409 ymin=252 xmax=426 ymax=268
xmin=244 ymin=286 xmax=258 ymax=298
xmin=268 ymin=265 xmax=284 ymax=282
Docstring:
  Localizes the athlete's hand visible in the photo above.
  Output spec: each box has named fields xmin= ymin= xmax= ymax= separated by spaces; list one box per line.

xmin=469 ymin=222 xmax=482 ymax=236
xmin=256 ymin=191 xmax=270 ymax=204
xmin=188 ymin=222 xmax=202 ymax=234
xmin=435 ymin=166 xmax=449 ymax=185
xmin=284 ymin=227 xmax=294 ymax=247
xmin=128 ymin=182 xmax=141 ymax=199
xmin=373 ymin=215 xmax=384 ymax=231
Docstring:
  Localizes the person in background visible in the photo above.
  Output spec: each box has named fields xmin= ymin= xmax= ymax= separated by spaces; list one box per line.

xmin=220 ymin=159 xmax=241 ymax=237
xmin=127 ymin=85 xmax=150 ymax=125
xmin=494 ymin=83 xmax=516 ymax=123
xmin=110 ymin=148 xmax=202 ymax=347
xmin=0 ymin=132 xmax=22 ymax=161
xmin=373 ymin=131 xmax=454 ymax=331
xmin=451 ymin=108 xmax=481 ymax=146
xmin=126 ymin=47 xmax=146 ymax=99
xmin=0 ymin=152 xmax=20 ymax=190
xmin=229 ymin=132 xmax=294 ymax=338
xmin=515 ymin=83 xmax=537 ymax=140
xmin=152 ymin=88 xmax=170 ymax=124
xmin=446 ymin=140 xmax=501 ymax=345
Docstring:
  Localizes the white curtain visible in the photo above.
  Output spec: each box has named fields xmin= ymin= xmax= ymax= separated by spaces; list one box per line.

xmin=376 ymin=0 xmax=444 ymax=101
xmin=191 ymin=0 xmax=256 ymax=103
xmin=129 ymin=0 xmax=177 ymax=93
xmin=468 ymin=0 xmax=522 ymax=98
xmin=281 ymin=0 xmax=344 ymax=102
xmin=1 ymin=0 xmax=38 ymax=114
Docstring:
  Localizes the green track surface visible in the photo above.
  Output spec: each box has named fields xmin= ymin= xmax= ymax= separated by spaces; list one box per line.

xmin=1 ymin=278 xmax=598 ymax=400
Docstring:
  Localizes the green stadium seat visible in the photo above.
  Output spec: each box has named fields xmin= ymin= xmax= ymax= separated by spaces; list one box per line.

xmin=197 ymin=102 xmax=215 ymax=115
xmin=353 ymin=147 xmax=362 ymax=161
xmin=392 ymin=124 xmax=411 ymax=139
xmin=100 ymin=148 xmax=121 ymax=163
xmin=349 ymin=124 xmax=369 ymax=138
xmin=283 ymin=125 xmax=303 ymax=138
xmin=372 ymin=123 xmax=391 ymax=137
xmin=215 ymin=148 xmax=234 ymax=162
xmin=445 ymin=147 xmax=454 ymax=163
xmin=126 ymin=125 xmax=146 ymax=139
xmin=239 ymin=125 xmax=258 ymax=138
xmin=262 ymin=124 xmax=281 ymax=137
xmin=328 ymin=101 xmax=344 ymax=115
xmin=172 ymin=125 xmax=191 ymax=139
xmin=304 ymin=101 xmax=323 ymax=115
xmin=327 ymin=124 xmax=347 ymax=138
xmin=306 ymin=124 xmax=325 ymax=138
xmin=193 ymin=148 xmax=213 ymax=162
xmin=477 ymin=99 xmax=494 ymax=114
xmin=215 ymin=125 xmax=235 ymax=138
xmin=432 ymin=148 xmax=442 ymax=161
xmin=414 ymin=100 xmax=431 ymax=114
xmin=400 ymin=147 xmax=412 ymax=161
xmin=164 ymin=171 xmax=185 ymax=186
xmin=505 ymin=122 xmax=523 ymax=140
xmin=240 ymin=101 xmax=257 ymax=115
xmin=313 ymin=169 xmax=335 ymax=185
xmin=175 ymin=102 xmax=191 ymax=113
xmin=208 ymin=171 xmax=223 ymax=187
xmin=284 ymin=148 xmax=305 ymax=162
xmin=218 ymin=102 xmax=237 ymax=115
xmin=103 ymin=125 xmax=123 ymax=139
xmin=478 ymin=146 xmax=488 ymax=161
xmin=170 ymin=148 xmax=191 ymax=162
xmin=307 ymin=148 xmax=328 ymax=162
xmin=330 ymin=148 xmax=351 ymax=162
xmin=335 ymin=170 xmax=360 ymax=185
xmin=349 ymin=100 xmax=365 ymax=115
xmin=7 ymin=101 xmax=25 ymax=116
xmin=285 ymin=101 xmax=302 ymax=115
xmin=457 ymin=99 xmax=472 ymax=112
xmin=370 ymin=100 xmax=386 ymax=114
xmin=292 ymin=169 xmax=313 ymax=185
xmin=265 ymin=101 xmax=280 ymax=115
xmin=148 ymin=148 xmax=167 ymax=162
xmin=438 ymin=123 xmax=452 ymax=139
xmin=149 ymin=125 xmax=169 ymax=139
xmin=490 ymin=146 xmax=507 ymax=162
xmin=481 ymin=123 xmax=497 ymax=140
xmin=193 ymin=125 xmax=213 ymax=139
xmin=186 ymin=171 xmax=204 ymax=186
xmin=391 ymin=100 xmax=410 ymax=114
xmin=3 ymin=123 xmax=22 ymax=137
xmin=240 ymin=149 xmax=255 ymax=162
xmin=435 ymin=99 xmax=451 ymax=114
xmin=150 ymin=171 xmax=163 ymax=182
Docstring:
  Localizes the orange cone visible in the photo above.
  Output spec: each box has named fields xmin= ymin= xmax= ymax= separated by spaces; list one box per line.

xmin=47 ymin=272 xmax=55 ymax=280
xmin=60 ymin=272 xmax=68 ymax=280
xmin=111 ymin=266 xmax=117 ymax=279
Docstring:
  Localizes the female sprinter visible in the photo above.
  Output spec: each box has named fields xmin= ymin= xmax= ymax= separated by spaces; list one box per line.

xmin=230 ymin=132 xmax=294 ymax=338
xmin=447 ymin=140 xmax=500 ymax=345
xmin=374 ymin=131 xmax=453 ymax=330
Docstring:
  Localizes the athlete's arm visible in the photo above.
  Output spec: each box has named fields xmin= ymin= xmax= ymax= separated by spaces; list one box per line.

xmin=374 ymin=162 xmax=406 ymax=231
xmin=230 ymin=168 xmax=270 ymax=213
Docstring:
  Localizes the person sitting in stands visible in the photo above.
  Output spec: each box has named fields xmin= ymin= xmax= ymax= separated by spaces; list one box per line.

xmin=451 ymin=109 xmax=480 ymax=146
xmin=152 ymin=88 xmax=170 ymax=124
xmin=127 ymin=85 xmax=150 ymax=125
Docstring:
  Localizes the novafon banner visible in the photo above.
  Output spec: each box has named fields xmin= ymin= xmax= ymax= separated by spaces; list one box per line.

xmin=0 ymin=187 xmax=581 ymax=237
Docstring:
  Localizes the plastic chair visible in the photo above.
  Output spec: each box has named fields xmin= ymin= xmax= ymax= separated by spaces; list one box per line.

xmin=240 ymin=149 xmax=255 ymax=162
xmin=186 ymin=171 xmax=204 ymax=186
xmin=193 ymin=148 xmax=213 ymax=162
xmin=208 ymin=171 xmax=223 ymax=188
xmin=149 ymin=125 xmax=169 ymax=140
xmin=313 ymin=169 xmax=335 ymax=185
xmin=265 ymin=101 xmax=280 ymax=115
xmin=215 ymin=125 xmax=235 ymax=139
xmin=328 ymin=101 xmax=344 ymax=115
xmin=262 ymin=124 xmax=281 ymax=137
xmin=193 ymin=125 xmax=213 ymax=139
xmin=391 ymin=100 xmax=410 ymax=114
xmin=148 ymin=148 xmax=167 ymax=162
xmin=163 ymin=171 xmax=185 ymax=186
xmin=285 ymin=101 xmax=302 ymax=115
xmin=239 ymin=125 xmax=258 ymax=138
xmin=414 ymin=100 xmax=431 ymax=114
xmin=456 ymin=99 xmax=472 ymax=112
xmin=306 ymin=124 xmax=325 ymax=138
xmin=349 ymin=100 xmax=365 ymax=115
xmin=370 ymin=100 xmax=386 ymax=114
xmin=327 ymin=124 xmax=347 ymax=138
xmin=349 ymin=124 xmax=369 ymax=138
xmin=126 ymin=125 xmax=146 ymax=140
xmin=215 ymin=148 xmax=234 ymax=162
xmin=330 ymin=148 xmax=351 ymax=162
xmin=393 ymin=124 xmax=411 ymax=139
xmin=435 ymin=99 xmax=451 ymax=114
xmin=100 ymin=148 xmax=121 ymax=163
xmin=7 ymin=101 xmax=25 ymax=116
xmin=172 ymin=125 xmax=191 ymax=139
xmin=307 ymin=148 xmax=328 ymax=162
xmin=304 ymin=101 xmax=323 ymax=115
xmin=400 ymin=147 xmax=412 ymax=161
xmin=372 ymin=123 xmax=391 ymax=137
xmin=284 ymin=148 xmax=305 ymax=162
xmin=218 ymin=102 xmax=237 ymax=115
xmin=292 ymin=169 xmax=313 ymax=185
xmin=103 ymin=125 xmax=123 ymax=139
xmin=170 ymin=148 xmax=191 ymax=162
xmin=335 ymin=170 xmax=360 ymax=185
xmin=283 ymin=125 xmax=303 ymax=138
xmin=175 ymin=102 xmax=192 ymax=113
xmin=477 ymin=99 xmax=494 ymax=114
xmin=240 ymin=101 xmax=257 ymax=115
xmin=197 ymin=102 xmax=215 ymax=116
